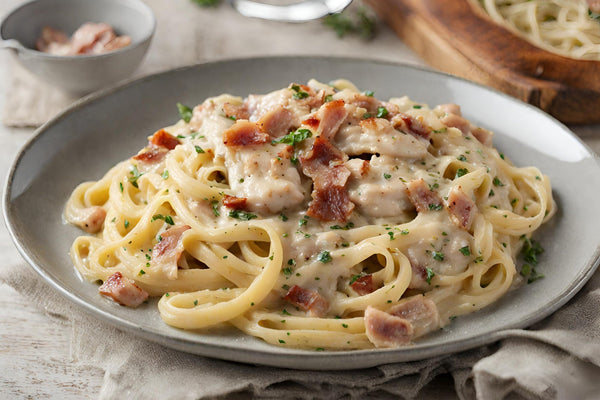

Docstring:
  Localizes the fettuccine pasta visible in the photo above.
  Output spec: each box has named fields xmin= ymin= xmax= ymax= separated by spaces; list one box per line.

xmin=65 ymin=80 xmax=555 ymax=349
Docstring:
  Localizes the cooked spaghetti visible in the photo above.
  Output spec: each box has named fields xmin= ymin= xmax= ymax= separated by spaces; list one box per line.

xmin=473 ymin=0 xmax=600 ymax=60
xmin=65 ymin=80 xmax=555 ymax=349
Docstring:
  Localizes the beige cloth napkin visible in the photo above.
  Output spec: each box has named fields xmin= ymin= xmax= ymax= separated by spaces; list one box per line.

xmin=2 ymin=261 xmax=600 ymax=399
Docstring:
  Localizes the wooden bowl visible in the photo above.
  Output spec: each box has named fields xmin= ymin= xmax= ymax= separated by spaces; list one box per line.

xmin=365 ymin=0 xmax=600 ymax=124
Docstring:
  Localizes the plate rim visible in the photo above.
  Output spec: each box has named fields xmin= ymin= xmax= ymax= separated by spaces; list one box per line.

xmin=4 ymin=55 xmax=600 ymax=370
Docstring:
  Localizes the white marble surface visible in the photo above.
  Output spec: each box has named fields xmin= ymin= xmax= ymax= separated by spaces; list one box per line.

xmin=1 ymin=0 xmax=599 ymax=398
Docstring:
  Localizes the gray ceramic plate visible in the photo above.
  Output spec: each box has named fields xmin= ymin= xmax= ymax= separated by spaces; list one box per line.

xmin=4 ymin=57 xmax=600 ymax=370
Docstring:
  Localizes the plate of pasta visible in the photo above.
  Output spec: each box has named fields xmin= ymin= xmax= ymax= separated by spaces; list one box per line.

xmin=4 ymin=57 xmax=600 ymax=370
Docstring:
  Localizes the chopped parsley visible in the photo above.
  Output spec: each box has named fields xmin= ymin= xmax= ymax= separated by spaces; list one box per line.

xmin=425 ymin=267 xmax=435 ymax=284
xmin=128 ymin=165 xmax=143 ymax=188
xmin=317 ymin=250 xmax=332 ymax=263
xmin=383 ymin=173 xmax=392 ymax=180
xmin=161 ymin=170 xmax=169 ymax=180
xmin=432 ymin=251 xmax=444 ymax=261
xmin=151 ymin=214 xmax=175 ymax=225
xmin=330 ymin=222 xmax=354 ymax=230
xmin=124 ymin=220 xmax=130 ymax=229
xmin=376 ymin=106 xmax=389 ymax=118
xmin=493 ymin=176 xmax=505 ymax=187
xmin=459 ymin=246 xmax=471 ymax=256
xmin=324 ymin=94 xmax=334 ymax=103
xmin=364 ymin=90 xmax=375 ymax=97
xmin=176 ymin=102 xmax=193 ymax=123
xmin=455 ymin=168 xmax=469 ymax=178
xmin=272 ymin=128 xmax=312 ymax=146
xmin=194 ymin=145 xmax=205 ymax=154
xmin=428 ymin=203 xmax=443 ymax=211
xmin=290 ymin=84 xmax=309 ymax=99
xmin=191 ymin=0 xmax=220 ymax=6
xmin=228 ymin=210 xmax=257 ymax=220
xmin=211 ymin=200 xmax=220 ymax=217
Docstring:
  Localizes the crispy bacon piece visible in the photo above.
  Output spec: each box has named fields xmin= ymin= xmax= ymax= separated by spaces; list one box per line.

xmin=223 ymin=102 xmax=250 ymax=120
xmin=391 ymin=112 xmax=432 ymax=140
xmin=440 ymin=108 xmax=493 ymax=146
xmin=74 ymin=206 xmax=106 ymax=233
xmin=223 ymin=194 xmax=248 ymax=210
xmin=151 ymin=225 xmax=191 ymax=280
xmin=257 ymin=106 xmax=294 ymax=138
xmin=150 ymin=129 xmax=179 ymax=150
xmin=99 ymin=272 xmax=148 ymax=308
xmin=300 ymin=137 xmax=354 ymax=222
xmin=223 ymin=120 xmax=270 ymax=147
xmin=364 ymin=306 xmax=413 ymax=347
xmin=132 ymin=146 xmax=169 ymax=164
xmin=446 ymin=186 xmax=477 ymax=230
xmin=350 ymin=275 xmax=376 ymax=296
xmin=405 ymin=178 xmax=443 ymax=213
xmin=349 ymin=93 xmax=380 ymax=113
xmin=471 ymin=126 xmax=493 ymax=147
xmin=438 ymin=103 xmax=462 ymax=116
xmin=307 ymin=171 xmax=354 ymax=222
xmin=389 ymin=296 xmax=441 ymax=338
xmin=302 ymin=117 xmax=320 ymax=130
xmin=440 ymin=112 xmax=470 ymax=135
xmin=315 ymin=99 xmax=348 ymax=140
xmin=284 ymin=285 xmax=329 ymax=317
xmin=301 ymin=136 xmax=344 ymax=173
xmin=364 ymin=296 xmax=440 ymax=347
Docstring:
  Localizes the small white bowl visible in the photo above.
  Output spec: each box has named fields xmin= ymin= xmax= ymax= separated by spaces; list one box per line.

xmin=0 ymin=0 xmax=156 ymax=94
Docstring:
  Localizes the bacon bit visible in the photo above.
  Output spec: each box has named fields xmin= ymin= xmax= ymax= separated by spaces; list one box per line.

xmin=406 ymin=178 xmax=443 ymax=213
xmin=315 ymin=99 xmax=348 ymax=140
xmin=284 ymin=285 xmax=329 ymax=317
xmin=302 ymin=117 xmax=320 ymax=130
xmin=150 ymin=129 xmax=179 ymax=150
xmin=349 ymin=93 xmax=380 ymax=113
xmin=440 ymin=112 xmax=470 ymax=135
xmin=364 ymin=306 xmax=413 ymax=347
xmin=307 ymin=175 xmax=355 ymax=222
xmin=471 ymin=126 xmax=494 ymax=146
xmin=223 ymin=120 xmax=270 ymax=147
xmin=300 ymin=137 xmax=354 ymax=222
xmin=99 ymin=272 xmax=148 ymax=308
xmin=391 ymin=112 xmax=432 ymax=140
xmin=223 ymin=102 xmax=250 ymax=120
xmin=76 ymin=206 xmax=106 ymax=233
xmin=408 ymin=262 xmax=429 ymax=290
xmin=446 ymin=186 xmax=477 ymax=230
xmin=151 ymin=225 xmax=191 ymax=280
xmin=300 ymin=136 xmax=345 ymax=174
xmin=388 ymin=296 xmax=441 ymax=338
xmin=439 ymin=103 xmax=462 ymax=116
xmin=223 ymin=194 xmax=248 ymax=210
xmin=257 ymin=106 xmax=294 ymax=138
xmin=350 ymin=275 xmax=377 ymax=296
xmin=132 ymin=146 xmax=169 ymax=164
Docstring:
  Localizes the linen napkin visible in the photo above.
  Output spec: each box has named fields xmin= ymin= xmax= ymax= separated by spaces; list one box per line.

xmin=1 ymin=260 xmax=599 ymax=399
